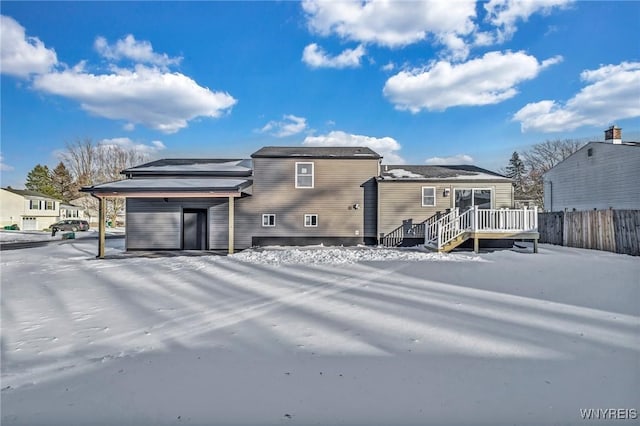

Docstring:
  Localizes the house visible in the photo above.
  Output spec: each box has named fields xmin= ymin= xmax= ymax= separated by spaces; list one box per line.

xmin=377 ymin=165 xmax=514 ymax=245
xmin=0 ymin=188 xmax=61 ymax=230
xmin=82 ymin=146 xmax=533 ymax=256
xmin=543 ymin=126 xmax=640 ymax=211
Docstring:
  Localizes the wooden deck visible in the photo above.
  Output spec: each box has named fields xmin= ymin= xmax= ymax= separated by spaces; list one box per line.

xmin=426 ymin=207 xmax=539 ymax=253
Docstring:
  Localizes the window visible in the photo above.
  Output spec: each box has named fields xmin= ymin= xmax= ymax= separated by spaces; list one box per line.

xmin=454 ymin=188 xmax=492 ymax=210
xmin=304 ymin=214 xmax=318 ymax=227
xmin=295 ymin=162 xmax=314 ymax=188
xmin=421 ymin=187 xmax=436 ymax=206
xmin=29 ymin=200 xmax=41 ymax=210
xmin=587 ymin=148 xmax=593 ymax=157
xmin=262 ymin=214 xmax=276 ymax=227
xmin=45 ymin=200 xmax=55 ymax=210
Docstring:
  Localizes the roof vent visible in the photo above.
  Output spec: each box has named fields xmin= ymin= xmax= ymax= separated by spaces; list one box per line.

xmin=605 ymin=125 xmax=622 ymax=144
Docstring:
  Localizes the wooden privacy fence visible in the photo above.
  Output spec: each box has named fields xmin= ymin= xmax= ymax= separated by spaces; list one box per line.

xmin=538 ymin=210 xmax=640 ymax=256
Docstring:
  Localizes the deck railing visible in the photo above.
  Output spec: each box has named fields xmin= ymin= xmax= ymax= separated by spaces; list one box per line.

xmin=427 ymin=206 xmax=539 ymax=250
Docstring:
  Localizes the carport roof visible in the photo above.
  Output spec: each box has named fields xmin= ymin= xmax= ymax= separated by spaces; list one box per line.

xmin=81 ymin=178 xmax=252 ymax=196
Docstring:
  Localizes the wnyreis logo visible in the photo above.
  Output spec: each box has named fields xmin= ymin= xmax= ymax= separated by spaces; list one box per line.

xmin=580 ymin=408 xmax=638 ymax=420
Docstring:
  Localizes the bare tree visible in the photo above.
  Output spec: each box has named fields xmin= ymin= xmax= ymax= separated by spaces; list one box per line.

xmin=521 ymin=138 xmax=586 ymax=207
xmin=62 ymin=138 xmax=152 ymax=227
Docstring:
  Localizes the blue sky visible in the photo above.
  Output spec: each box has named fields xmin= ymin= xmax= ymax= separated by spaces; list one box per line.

xmin=1 ymin=1 xmax=639 ymax=188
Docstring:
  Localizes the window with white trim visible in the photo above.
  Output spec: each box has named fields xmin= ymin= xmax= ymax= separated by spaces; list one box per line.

xmin=295 ymin=162 xmax=314 ymax=188
xmin=304 ymin=214 xmax=318 ymax=227
xmin=45 ymin=200 xmax=55 ymax=210
xmin=262 ymin=214 xmax=276 ymax=227
xmin=421 ymin=187 xmax=436 ymax=206
xmin=29 ymin=200 xmax=41 ymax=210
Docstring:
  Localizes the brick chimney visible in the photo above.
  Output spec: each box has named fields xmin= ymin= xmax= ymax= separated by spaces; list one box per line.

xmin=604 ymin=125 xmax=622 ymax=144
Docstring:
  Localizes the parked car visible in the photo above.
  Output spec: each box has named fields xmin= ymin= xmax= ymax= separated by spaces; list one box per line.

xmin=49 ymin=220 xmax=90 ymax=232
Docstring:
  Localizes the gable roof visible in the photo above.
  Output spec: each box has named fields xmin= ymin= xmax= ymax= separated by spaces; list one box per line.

xmin=2 ymin=187 xmax=60 ymax=200
xmin=379 ymin=165 xmax=509 ymax=181
xmin=251 ymin=146 xmax=381 ymax=159
xmin=122 ymin=159 xmax=253 ymax=177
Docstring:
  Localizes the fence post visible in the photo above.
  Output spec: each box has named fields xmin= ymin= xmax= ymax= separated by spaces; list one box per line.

xmin=523 ymin=206 xmax=528 ymax=231
xmin=534 ymin=206 xmax=538 ymax=230
xmin=437 ymin=222 xmax=442 ymax=249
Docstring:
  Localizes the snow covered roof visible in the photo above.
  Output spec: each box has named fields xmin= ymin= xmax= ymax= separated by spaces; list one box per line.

xmin=379 ymin=165 xmax=509 ymax=181
xmin=251 ymin=146 xmax=380 ymax=159
xmin=81 ymin=178 xmax=252 ymax=194
xmin=122 ymin=159 xmax=253 ymax=177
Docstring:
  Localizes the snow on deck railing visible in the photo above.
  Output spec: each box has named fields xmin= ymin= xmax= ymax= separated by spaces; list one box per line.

xmin=427 ymin=206 xmax=538 ymax=249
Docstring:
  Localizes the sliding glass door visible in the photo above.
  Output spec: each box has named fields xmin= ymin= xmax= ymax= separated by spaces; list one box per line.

xmin=454 ymin=188 xmax=492 ymax=210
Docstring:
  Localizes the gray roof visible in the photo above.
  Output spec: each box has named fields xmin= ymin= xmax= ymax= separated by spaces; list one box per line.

xmin=123 ymin=159 xmax=252 ymax=177
xmin=81 ymin=178 xmax=252 ymax=194
xmin=2 ymin=187 xmax=60 ymax=200
xmin=251 ymin=146 xmax=381 ymax=159
xmin=379 ymin=165 xmax=509 ymax=181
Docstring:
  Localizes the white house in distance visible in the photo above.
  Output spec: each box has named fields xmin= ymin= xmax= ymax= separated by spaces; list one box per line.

xmin=543 ymin=126 xmax=640 ymax=212
xmin=0 ymin=188 xmax=61 ymax=230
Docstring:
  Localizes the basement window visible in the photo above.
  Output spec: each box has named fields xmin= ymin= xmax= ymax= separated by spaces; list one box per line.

xmin=304 ymin=214 xmax=318 ymax=227
xmin=262 ymin=214 xmax=276 ymax=227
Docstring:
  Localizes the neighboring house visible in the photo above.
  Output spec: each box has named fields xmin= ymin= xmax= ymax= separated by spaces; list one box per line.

xmin=60 ymin=203 xmax=86 ymax=220
xmin=0 ymin=188 xmax=61 ymax=230
xmin=543 ymin=126 xmax=640 ymax=211
xmin=82 ymin=146 xmax=516 ymax=252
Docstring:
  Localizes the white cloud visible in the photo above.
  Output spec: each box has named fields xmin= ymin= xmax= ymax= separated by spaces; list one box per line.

xmin=484 ymin=0 xmax=572 ymax=43
xmin=302 ymin=0 xmax=476 ymax=59
xmin=302 ymin=43 xmax=365 ymax=69
xmin=381 ymin=62 xmax=395 ymax=72
xmin=425 ymin=154 xmax=474 ymax=165
xmin=99 ymin=137 xmax=166 ymax=154
xmin=513 ymin=62 xmax=640 ymax=133
xmin=260 ymin=115 xmax=308 ymax=137
xmin=0 ymin=15 xmax=57 ymax=77
xmin=33 ymin=65 xmax=237 ymax=133
xmin=303 ymin=130 xmax=404 ymax=163
xmin=383 ymin=51 xmax=562 ymax=112
xmin=94 ymin=35 xmax=181 ymax=68
xmin=0 ymin=153 xmax=14 ymax=171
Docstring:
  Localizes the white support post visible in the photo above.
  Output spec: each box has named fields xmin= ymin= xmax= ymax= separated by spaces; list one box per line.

xmin=473 ymin=205 xmax=479 ymax=232
xmin=533 ymin=206 xmax=538 ymax=230
xmin=523 ymin=206 xmax=528 ymax=231
xmin=437 ymin=222 xmax=442 ymax=249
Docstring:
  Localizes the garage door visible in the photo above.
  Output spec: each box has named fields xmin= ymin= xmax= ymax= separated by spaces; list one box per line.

xmin=22 ymin=217 xmax=37 ymax=231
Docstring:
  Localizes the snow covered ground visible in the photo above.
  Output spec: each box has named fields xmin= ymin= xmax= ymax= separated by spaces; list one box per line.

xmin=0 ymin=228 xmax=125 ymax=244
xmin=1 ymin=240 xmax=638 ymax=425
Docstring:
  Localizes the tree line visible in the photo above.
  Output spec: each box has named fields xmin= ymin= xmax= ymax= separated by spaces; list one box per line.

xmin=23 ymin=138 xmax=151 ymax=225
xmin=503 ymin=138 xmax=587 ymax=207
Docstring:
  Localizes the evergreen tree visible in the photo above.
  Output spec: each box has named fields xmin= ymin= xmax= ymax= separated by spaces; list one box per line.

xmin=51 ymin=162 xmax=77 ymax=202
xmin=25 ymin=164 xmax=57 ymax=198
xmin=505 ymin=151 xmax=526 ymax=199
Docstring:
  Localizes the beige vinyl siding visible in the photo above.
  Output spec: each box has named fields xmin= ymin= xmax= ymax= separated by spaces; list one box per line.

xmin=235 ymin=158 xmax=379 ymax=247
xmin=377 ymin=180 xmax=513 ymax=236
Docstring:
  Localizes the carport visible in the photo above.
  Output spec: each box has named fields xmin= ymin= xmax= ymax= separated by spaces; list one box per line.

xmin=81 ymin=178 xmax=252 ymax=258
